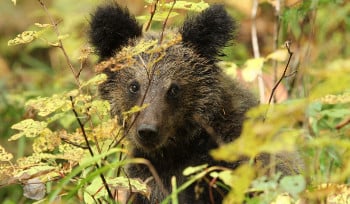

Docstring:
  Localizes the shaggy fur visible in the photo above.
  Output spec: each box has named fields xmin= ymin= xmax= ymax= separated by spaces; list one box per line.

xmin=89 ymin=4 xmax=142 ymax=59
xmin=90 ymin=4 xmax=300 ymax=203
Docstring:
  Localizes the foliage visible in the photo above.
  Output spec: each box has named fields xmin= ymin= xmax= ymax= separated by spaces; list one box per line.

xmin=1 ymin=0 xmax=350 ymax=203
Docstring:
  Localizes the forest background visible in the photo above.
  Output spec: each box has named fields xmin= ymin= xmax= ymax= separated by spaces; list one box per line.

xmin=0 ymin=0 xmax=350 ymax=203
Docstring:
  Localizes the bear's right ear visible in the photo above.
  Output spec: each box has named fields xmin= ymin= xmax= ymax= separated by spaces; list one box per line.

xmin=89 ymin=4 xmax=142 ymax=59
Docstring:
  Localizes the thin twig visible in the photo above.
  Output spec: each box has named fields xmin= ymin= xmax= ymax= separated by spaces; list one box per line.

xmin=37 ymin=0 xmax=80 ymax=86
xmin=251 ymin=0 xmax=265 ymax=103
xmin=60 ymin=137 xmax=88 ymax=149
xmin=272 ymin=0 xmax=281 ymax=103
xmin=159 ymin=0 xmax=176 ymax=44
xmin=267 ymin=41 xmax=293 ymax=105
xmin=70 ymin=96 xmax=114 ymax=199
xmin=145 ymin=0 xmax=159 ymax=31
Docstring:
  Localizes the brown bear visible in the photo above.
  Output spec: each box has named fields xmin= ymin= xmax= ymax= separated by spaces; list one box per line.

xmin=89 ymin=3 xmax=300 ymax=203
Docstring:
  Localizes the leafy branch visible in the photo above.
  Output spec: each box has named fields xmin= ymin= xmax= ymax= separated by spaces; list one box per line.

xmin=37 ymin=0 xmax=80 ymax=86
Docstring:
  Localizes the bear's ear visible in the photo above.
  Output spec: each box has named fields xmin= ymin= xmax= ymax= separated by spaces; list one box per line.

xmin=180 ymin=5 xmax=236 ymax=59
xmin=89 ymin=4 xmax=142 ymax=59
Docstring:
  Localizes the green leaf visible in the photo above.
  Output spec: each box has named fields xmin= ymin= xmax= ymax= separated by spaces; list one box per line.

xmin=279 ymin=175 xmax=306 ymax=198
xmin=183 ymin=164 xmax=208 ymax=176
xmin=9 ymin=119 xmax=48 ymax=141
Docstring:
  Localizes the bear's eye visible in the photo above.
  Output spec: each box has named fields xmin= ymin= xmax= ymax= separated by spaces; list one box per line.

xmin=129 ymin=81 xmax=140 ymax=94
xmin=167 ymin=83 xmax=180 ymax=99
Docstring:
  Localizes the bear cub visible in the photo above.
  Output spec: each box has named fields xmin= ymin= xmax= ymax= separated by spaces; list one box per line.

xmin=89 ymin=3 xmax=299 ymax=203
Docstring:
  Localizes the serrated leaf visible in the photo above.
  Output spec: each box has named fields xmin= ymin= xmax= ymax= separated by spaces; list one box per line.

xmin=0 ymin=145 xmax=13 ymax=161
xmin=266 ymin=49 xmax=289 ymax=62
xmin=183 ymin=164 xmax=208 ymax=176
xmin=9 ymin=119 xmax=48 ymax=141
xmin=88 ymin=100 xmax=110 ymax=116
xmin=80 ymin=74 xmax=107 ymax=88
xmin=8 ymin=31 xmax=38 ymax=46
xmin=241 ymin=58 xmax=264 ymax=82
xmin=26 ymin=95 xmax=70 ymax=117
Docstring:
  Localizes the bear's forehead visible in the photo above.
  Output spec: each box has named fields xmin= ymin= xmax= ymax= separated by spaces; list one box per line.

xmin=95 ymin=33 xmax=201 ymax=76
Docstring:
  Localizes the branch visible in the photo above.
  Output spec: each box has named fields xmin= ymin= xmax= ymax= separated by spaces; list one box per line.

xmin=145 ymin=0 xmax=159 ymax=31
xmin=159 ymin=0 xmax=176 ymax=44
xmin=37 ymin=0 xmax=80 ymax=86
xmin=70 ymin=96 xmax=113 ymax=199
xmin=267 ymin=41 xmax=293 ymax=105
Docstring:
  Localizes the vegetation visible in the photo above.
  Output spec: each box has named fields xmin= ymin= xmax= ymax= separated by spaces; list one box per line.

xmin=0 ymin=0 xmax=350 ymax=203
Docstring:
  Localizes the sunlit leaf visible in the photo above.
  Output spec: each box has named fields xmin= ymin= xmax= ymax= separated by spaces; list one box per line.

xmin=241 ymin=58 xmax=264 ymax=82
xmin=0 ymin=145 xmax=13 ymax=162
xmin=223 ymin=164 xmax=255 ymax=204
xmin=26 ymin=95 xmax=70 ymax=117
xmin=219 ymin=61 xmax=238 ymax=79
xmin=9 ymin=119 xmax=48 ymax=141
xmin=164 ymin=0 xmax=209 ymax=12
xmin=11 ymin=0 xmax=16 ymax=5
xmin=266 ymin=49 xmax=289 ymax=62
xmin=136 ymin=12 xmax=179 ymax=21
xmin=8 ymin=31 xmax=38 ymax=46
xmin=34 ymin=23 xmax=52 ymax=28
xmin=57 ymin=34 xmax=69 ymax=40
xmin=183 ymin=164 xmax=208 ymax=176
xmin=122 ymin=104 xmax=149 ymax=117
xmin=80 ymin=73 xmax=107 ymax=88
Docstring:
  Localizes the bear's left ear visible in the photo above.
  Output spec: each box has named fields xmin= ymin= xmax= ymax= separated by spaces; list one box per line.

xmin=180 ymin=5 xmax=236 ymax=59
xmin=89 ymin=4 xmax=142 ymax=59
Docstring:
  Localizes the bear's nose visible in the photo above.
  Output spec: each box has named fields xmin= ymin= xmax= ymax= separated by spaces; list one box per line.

xmin=137 ymin=124 xmax=158 ymax=140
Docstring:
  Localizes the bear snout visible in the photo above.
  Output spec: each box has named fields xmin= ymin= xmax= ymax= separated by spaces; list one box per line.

xmin=137 ymin=124 xmax=159 ymax=141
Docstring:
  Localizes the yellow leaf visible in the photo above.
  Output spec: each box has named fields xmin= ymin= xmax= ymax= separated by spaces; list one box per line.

xmin=26 ymin=95 xmax=70 ymax=117
xmin=34 ymin=23 xmax=52 ymax=28
xmin=57 ymin=34 xmax=69 ymax=40
xmin=8 ymin=31 xmax=38 ymax=46
xmin=223 ymin=165 xmax=255 ymax=204
xmin=266 ymin=49 xmax=289 ymax=62
xmin=219 ymin=61 xmax=238 ymax=79
xmin=80 ymin=73 xmax=107 ymax=88
xmin=9 ymin=119 xmax=48 ymax=141
xmin=0 ymin=145 xmax=13 ymax=161
xmin=241 ymin=58 xmax=264 ymax=82
xmin=122 ymin=104 xmax=149 ymax=117
xmin=11 ymin=0 xmax=16 ymax=5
